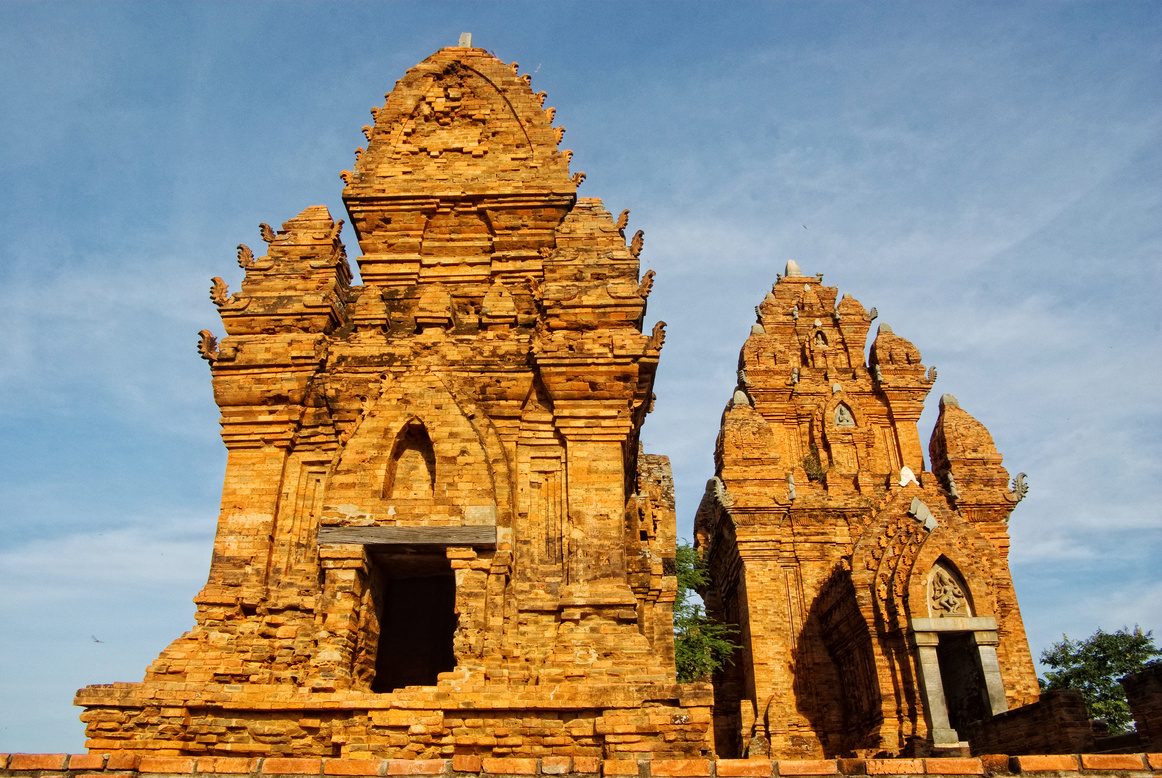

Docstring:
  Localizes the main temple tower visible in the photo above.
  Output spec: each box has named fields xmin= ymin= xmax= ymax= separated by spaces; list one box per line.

xmin=76 ymin=43 xmax=710 ymax=760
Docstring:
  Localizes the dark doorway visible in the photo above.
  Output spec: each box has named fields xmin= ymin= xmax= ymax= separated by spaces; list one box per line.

xmin=936 ymin=633 xmax=990 ymax=734
xmin=370 ymin=550 xmax=457 ymax=692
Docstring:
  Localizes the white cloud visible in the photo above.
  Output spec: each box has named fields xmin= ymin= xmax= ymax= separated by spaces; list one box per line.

xmin=0 ymin=519 xmax=214 ymax=752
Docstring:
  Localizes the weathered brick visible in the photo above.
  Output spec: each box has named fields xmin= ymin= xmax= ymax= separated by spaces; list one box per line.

xmin=262 ymin=758 xmax=324 ymax=775
xmin=68 ymin=754 xmax=106 ymax=771
xmin=865 ymin=760 xmax=923 ymax=775
xmin=1078 ymin=754 xmax=1146 ymax=771
xmin=9 ymin=755 xmax=68 ymax=771
xmin=481 ymin=757 xmax=537 ymax=775
xmin=650 ymin=760 xmax=711 ymax=777
xmin=923 ymin=760 xmax=983 ymax=776
xmin=197 ymin=757 xmax=259 ymax=774
xmin=603 ymin=759 xmax=639 ymax=776
xmin=776 ymin=761 xmax=838 ymax=776
xmin=324 ymin=759 xmax=383 ymax=776
xmin=139 ymin=756 xmax=196 ymax=774
xmin=540 ymin=757 xmax=572 ymax=775
xmin=451 ymin=756 xmax=482 ymax=774
xmin=1010 ymin=755 xmax=1078 ymax=773
xmin=385 ymin=760 xmax=446 ymax=775
xmin=716 ymin=760 xmax=772 ymax=777
xmin=107 ymin=753 xmax=141 ymax=770
xmin=573 ymin=757 xmax=601 ymax=774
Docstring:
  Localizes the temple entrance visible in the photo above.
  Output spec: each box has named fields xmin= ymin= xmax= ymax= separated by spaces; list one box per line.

xmin=909 ymin=616 xmax=1010 ymax=748
xmin=370 ymin=549 xmax=457 ymax=692
xmin=936 ymin=632 xmax=991 ymax=734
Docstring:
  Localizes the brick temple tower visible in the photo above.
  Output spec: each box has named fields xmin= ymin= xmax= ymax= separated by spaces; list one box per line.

xmin=693 ymin=262 xmax=1040 ymax=759
xmin=76 ymin=43 xmax=711 ymax=760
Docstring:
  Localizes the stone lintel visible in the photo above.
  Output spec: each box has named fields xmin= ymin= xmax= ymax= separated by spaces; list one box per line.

xmin=317 ymin=526 xmax=497 ymax=547
xmin=910 ymin=616 xmax=998 ymax=634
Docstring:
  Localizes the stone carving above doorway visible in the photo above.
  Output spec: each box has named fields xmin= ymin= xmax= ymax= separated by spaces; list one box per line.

xmin=929 ymin=561 xmax=972 ymax=617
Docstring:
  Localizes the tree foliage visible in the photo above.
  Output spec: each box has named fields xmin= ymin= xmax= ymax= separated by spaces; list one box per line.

xmin=673 ymin=540 xmax=738 ymax=683
xmin=1039 ymin=626 xmax=1162 ymax=734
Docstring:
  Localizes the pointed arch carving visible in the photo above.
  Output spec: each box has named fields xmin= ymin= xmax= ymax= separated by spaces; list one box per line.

xmin=322 ymin=370 xmax=513 ymax=531
xmin=383 ymin=418 xmax=437 ymax=501
xmin=904 ymin=525 xmax=999 ymax=624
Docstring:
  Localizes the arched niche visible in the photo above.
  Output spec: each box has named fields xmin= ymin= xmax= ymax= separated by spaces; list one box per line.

xmin=383 ymin=419 xmax=437 ymax=502
xmin=822 ymin=393 xmax=866 ymax=433
xmin=322 ymin=371 xmax=509 ymax=529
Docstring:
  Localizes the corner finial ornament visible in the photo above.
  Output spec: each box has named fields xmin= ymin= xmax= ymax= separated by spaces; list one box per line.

xmin=571 ymin=172 xmax=586 ymax=186
xmin=616 ymin=209 xmax=630 ymax=233
xmin=197 ymin=330 xmax=219 ymax=362
xmin=259 ymin=223 xmax=277 ymax=243
xmin=1011 ymin=472 xmax=1028 ymax=502
xmin=630 ymin=230 xmax=644 ymax=259
xmin=637 ymin=270 xmax=656 ymax=298
xmin=236 ymin=244 xmax=254 ymax=270
xmin=209 ymin=277 xmax=230 ymax=307
xmin=647 ymin=320 xmax=667 ymax=351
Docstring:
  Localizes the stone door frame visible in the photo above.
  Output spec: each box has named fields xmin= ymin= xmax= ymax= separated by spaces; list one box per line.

xmin=908 ymin=616 xmax=1009 ymax=748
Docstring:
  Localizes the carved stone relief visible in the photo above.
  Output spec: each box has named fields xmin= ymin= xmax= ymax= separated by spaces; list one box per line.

xmin=928 ymin=562 xmax=972 ymax=617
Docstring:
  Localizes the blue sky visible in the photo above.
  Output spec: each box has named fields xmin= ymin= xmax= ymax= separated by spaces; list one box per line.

xmin=1 ymin=1 xmax=1159 ymax=753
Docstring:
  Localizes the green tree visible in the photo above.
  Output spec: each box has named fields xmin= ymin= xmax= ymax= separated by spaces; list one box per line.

xmin=1039 ymin=625 xmax=1162 ymax=734
xmin=673 ymin=540 xmax=738 ymax=683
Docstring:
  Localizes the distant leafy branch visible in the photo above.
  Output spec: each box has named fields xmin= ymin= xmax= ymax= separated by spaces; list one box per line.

xmin=1039 ymin=625 xmax=1161 ymax=735
xmin=674 ymin=540 xmax=738 ymax=683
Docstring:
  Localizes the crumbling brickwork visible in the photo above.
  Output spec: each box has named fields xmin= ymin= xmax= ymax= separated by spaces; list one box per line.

xmin=693 ymin=262 xmax=1040 ymax=760
xmin=75 ymin=44 xmax=709 ymax=760
xmin=1122 ymin=664 xmax=1162 ymax=752
xmin=961 ymin=690 xmax=1094 ymax=756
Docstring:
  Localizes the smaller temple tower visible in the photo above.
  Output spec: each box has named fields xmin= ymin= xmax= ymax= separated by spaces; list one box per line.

xmin=694 ymin=261 xmax=1039 ymax=759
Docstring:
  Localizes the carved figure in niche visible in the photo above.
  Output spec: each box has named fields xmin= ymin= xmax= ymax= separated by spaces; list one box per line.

xmin=814 ymin=330 xmax=828 ymax=348
xmin=834 ymin=404 xmax=855 ymax=428
xmin=929 ymin=564 xmax=971 ymax=617
xmin=384 ymin=422 xmax=437 ymax=503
